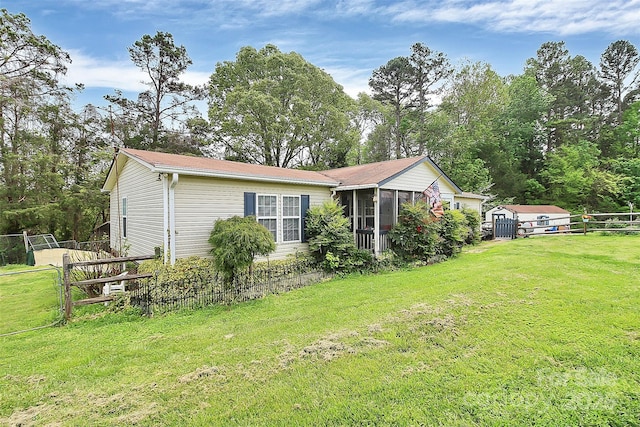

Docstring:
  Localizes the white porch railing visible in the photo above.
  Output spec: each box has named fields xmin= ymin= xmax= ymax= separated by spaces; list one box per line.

xmin=355 ymin=229 xmax=390 ymax=253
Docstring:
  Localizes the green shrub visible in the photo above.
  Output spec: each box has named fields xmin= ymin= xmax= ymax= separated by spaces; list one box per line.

xmin=461 ymin=208 xmax=482 ymax=245
xmin=388 ymin=200 xmax=440 ymax=262
xmin=139 ymin=256 xmax=215 ymax=284
xmin=305 ymin=200 xmax=373 ymax=272
xmin=389 ymin=202 xmax=477 ymax=262
xmin=209 ymin=216 xmax=275 ymax=284
xmin=602 ymin=218 xmax=638 ymax=235
xmin=437 ymin=209 xmax=468 ymax=257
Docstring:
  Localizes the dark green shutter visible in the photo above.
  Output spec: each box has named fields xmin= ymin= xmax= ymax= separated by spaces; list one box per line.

xmin=301 ymin=195 xmax=310 ymax=242
xmin=244 ymin=192 xmax=256 ymax=217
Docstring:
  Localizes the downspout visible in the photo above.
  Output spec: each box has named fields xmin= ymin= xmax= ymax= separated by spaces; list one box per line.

xmin=162 ymin=174 xmax=169 ymax=264
xmin=169 ymin=173 xmax=179 ymax=265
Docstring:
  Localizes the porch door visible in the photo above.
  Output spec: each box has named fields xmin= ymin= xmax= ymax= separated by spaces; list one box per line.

xmin=357 ymin=192 xmax=374 ymax=229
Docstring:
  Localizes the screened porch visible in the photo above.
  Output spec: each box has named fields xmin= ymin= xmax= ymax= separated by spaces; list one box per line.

xmin=336 ymin=188 xmax=428 ymax=254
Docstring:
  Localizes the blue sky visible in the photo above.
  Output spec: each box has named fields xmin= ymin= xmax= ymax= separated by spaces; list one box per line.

xmin=3 ymin=0 xmax=640 ymax=108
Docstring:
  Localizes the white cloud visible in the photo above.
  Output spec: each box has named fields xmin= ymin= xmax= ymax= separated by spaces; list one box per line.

xmin=62 ymin=50 xmax=145 ymax=91
xmin=62 ymin=50 xmax=211 ymax=92
xmin=322 ymin=65 xmax=372 ymax=98
xmin=336 ymin=0 xmax=377 ymax=16
xmin=389 ymin=0 xmax=640 ymax=36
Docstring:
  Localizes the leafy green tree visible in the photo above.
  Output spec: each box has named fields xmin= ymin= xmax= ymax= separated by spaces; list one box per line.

xmin=610 ymin=158 xmax=640 ymax=210
xmin=438 ymin=62 xmax=505 ymax=193
xmin=441 ymin=61 xmax=507 ymax=128
xmin=408 ymin=43 xmax=453 ymax=155
xmin=208 ymin=216 xmax=275 ymax=284
xmin=484 ymin=74 xmax=551 ymax=200
xmin=540 ymin=140 xmax=620 ymax=211
xmin=616 ymin=100 xmax=640 ymax=157
xmin=209 ymin=45 xmax=357 ymax=169
xmin=351 ymin=93 xmax=387 ymax=164
xmin=106 ymin=31 xmax=203 ymax=151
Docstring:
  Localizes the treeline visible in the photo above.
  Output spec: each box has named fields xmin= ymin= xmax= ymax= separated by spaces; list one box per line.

xmin=1 ymin=8 xmax=639 ymax=241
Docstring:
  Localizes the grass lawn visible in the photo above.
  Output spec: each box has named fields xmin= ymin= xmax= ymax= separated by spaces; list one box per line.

xmin=0 ymin=265 xmax=63 ymax=335
xmin=1 ymin=235 xmax=639 ymax=426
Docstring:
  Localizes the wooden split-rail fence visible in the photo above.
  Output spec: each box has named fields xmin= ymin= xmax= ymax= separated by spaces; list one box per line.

xmin=62 ymin=253 xmax=155 ymax=320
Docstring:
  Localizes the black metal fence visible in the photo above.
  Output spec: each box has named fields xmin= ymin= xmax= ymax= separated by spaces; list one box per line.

xmin=129 ymin=258 xmax=331 ymax=315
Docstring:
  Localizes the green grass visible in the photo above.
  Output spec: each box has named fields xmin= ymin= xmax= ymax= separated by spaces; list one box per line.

xmin=1 ymin=235 xmax=639 ymax=426
xmin=0 ymin=265 xmax=63 ymax=335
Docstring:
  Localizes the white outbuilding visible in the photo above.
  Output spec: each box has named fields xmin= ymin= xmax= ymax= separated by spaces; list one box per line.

xmin=485 ymin=205 xmax=571 ymax=235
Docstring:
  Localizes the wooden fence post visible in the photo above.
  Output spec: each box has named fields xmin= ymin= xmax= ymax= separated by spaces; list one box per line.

xmin=63 ymin=253 xmax=72 ymax=320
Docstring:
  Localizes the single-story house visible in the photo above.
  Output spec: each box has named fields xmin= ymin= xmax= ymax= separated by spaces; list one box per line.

xmin=485 ymin=205 xmax=571 ymax=234
xmin=102 ymin=148 xmax=484 ymax=263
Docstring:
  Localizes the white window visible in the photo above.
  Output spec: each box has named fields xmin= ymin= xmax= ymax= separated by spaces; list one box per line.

xmin=122 ymin=197 xmax=128 ymax=238
xmin=282 ymin=196 xmax=301 ymax=242
xmin=537 ymin=215 xmax=550 ymax=226
xmin=257 ymin=194 xmax=278 ymax=241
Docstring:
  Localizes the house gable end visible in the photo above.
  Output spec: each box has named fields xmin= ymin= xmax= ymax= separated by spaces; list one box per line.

xmin=378 ymin=157 xmax=462 ymax=193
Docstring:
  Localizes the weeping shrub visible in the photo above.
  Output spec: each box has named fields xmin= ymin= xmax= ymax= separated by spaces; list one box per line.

xmin=209 ymin=216 xmax=275 ymax=285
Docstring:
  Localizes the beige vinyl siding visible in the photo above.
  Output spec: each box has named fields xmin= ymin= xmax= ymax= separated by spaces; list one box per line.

xmin=109 ymin=159 xmax=164 ymax=256
xmin=172 ymin=175 xmax=332 ymax=260
xmin=454 ymin=196 xmax=482 ymax=214
xmin=382 ymin=162 xmax=457 ymax=193
xmin=382 ymin=162 xmax=457 ymax=209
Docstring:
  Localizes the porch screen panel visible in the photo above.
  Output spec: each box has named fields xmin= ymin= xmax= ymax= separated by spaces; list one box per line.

xmin=380 ymin=190 xmax=394 ymax=231
xmin=357 ymin=191 xmax=374 ymax=229
xmin=397 ymin=191 xmax=411 ymax=214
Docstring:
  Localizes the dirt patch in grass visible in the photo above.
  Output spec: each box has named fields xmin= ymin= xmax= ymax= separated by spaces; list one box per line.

xmin=178 ymin=365 xmax=227 ymax=383
xmin=300 ymin=338 xmax=353 ymax=361
xmin=2 ymin=403 xmax=51 ymax=427
xmin=113 ymin=402 xmax=158 ymax=425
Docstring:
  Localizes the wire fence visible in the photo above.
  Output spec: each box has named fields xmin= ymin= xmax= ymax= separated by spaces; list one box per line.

xmin=58 ymin=239 xmax=111 ymax=252
xmin=130 ymin=258 xmax=331 ymax=315
xmin=0 ymin=266 xmax=64 ymax=336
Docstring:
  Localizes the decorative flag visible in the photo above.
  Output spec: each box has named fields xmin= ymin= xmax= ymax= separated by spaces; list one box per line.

xmin=423 ymin=181 xmax=445 ymax=218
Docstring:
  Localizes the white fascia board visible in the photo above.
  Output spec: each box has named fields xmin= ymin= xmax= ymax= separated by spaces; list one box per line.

xmin=331 ymin=184 xmax=379 ymax=191
xmin=151 ymin=166 xmax=338 ymax=187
